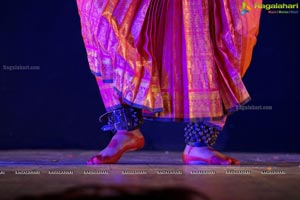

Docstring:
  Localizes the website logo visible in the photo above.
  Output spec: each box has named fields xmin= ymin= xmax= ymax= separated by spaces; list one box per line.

xmin=241 ymin=1 xmax=252 ymax=15
xmin=240 ymin=1 xmax=299 ymax=15
xmin=254 ymin=2 xmax=298 ymax=14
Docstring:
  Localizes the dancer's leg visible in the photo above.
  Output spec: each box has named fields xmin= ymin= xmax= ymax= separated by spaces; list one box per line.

xmin=182 ymin=119 xmax=240 ymax=165
xmin=87 ymin=77 xmax=145 ymax=165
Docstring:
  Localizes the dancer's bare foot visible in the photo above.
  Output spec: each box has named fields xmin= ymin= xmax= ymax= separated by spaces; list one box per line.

xmin=87 ymin=129 xmax=144 ymax=164
xmin=182 ymin=145 xmax=240 ymax=165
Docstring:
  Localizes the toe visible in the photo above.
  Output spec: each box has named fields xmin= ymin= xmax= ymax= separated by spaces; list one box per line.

xmin=92 ymin=155 xmax=104 ymax=164
xmin=228 ymin=157 xmax=240 ymax=165
xmin=220 ymin=158 xmax=232 ymax=165
xmin=87 ymin=155 xmax=103 ymax=165
xmin=87 ymin=158 xmax=94 ymax=165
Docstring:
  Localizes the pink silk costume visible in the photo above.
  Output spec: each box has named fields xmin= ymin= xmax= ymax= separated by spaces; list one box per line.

xmin=76 ymin=0 xmax=262 ymax=130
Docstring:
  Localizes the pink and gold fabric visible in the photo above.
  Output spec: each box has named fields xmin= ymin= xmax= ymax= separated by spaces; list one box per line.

xmin=76 ymin=0 xmax=262 ymax=129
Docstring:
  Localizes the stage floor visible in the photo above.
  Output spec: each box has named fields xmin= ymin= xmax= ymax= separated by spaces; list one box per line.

xmin=0 ymin=150 xmax=299 ymax=200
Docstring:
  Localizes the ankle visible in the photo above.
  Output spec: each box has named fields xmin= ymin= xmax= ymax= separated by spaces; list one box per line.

xmin=114 ymin=129 xmax=143 ymax=139
xmin=126 ymin=129 xmax=143 ymax=136
xmin=184 ymin=145 xmax=213 ymax=154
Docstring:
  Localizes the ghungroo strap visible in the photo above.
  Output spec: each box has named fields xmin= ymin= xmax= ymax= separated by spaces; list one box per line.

xmin=99 ymin=107 xmax=143 ymax=133
xmin=184 ymin=122 xmax=220 ymax=147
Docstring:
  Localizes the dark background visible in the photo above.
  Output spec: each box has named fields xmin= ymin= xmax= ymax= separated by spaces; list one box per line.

xmin=0 ymin=0 xmax=299 ymax=152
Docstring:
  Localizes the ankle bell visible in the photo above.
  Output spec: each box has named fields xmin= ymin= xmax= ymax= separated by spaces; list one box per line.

xmin=184 ymin=122 xmax=220 ymax=147
xmin=99 ymin=107 xmax=143 ymax=134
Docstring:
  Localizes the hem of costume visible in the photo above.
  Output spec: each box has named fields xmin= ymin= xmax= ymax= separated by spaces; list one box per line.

xmin=142 ymin=96 xmax=251 ymax=131
xmin=104 ymin=87 xmax=164 ymax=114
xmin=226 ymin=96 xmax=252 ymax=115
xmin=142 ymin=117 xmax=225 ymax=131
xmin=104 ymin=91 xmax=251 ymax=131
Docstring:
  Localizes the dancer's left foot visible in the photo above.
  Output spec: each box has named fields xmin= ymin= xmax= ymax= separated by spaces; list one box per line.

xmin=182 ymin=145 xmax=240 ymax=165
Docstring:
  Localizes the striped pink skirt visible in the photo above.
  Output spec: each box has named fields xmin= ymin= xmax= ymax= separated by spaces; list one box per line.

xmin=76 ymin=0 xmax=261 ymax=129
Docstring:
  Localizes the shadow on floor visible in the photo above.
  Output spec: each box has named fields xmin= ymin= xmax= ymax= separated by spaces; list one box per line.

xmin=15 ymin=184 xmax=210 ymax=200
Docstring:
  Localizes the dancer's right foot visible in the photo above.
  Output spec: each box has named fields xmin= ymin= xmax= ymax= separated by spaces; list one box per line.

xmin=87 ymin=129 xmax=145 ymax=164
